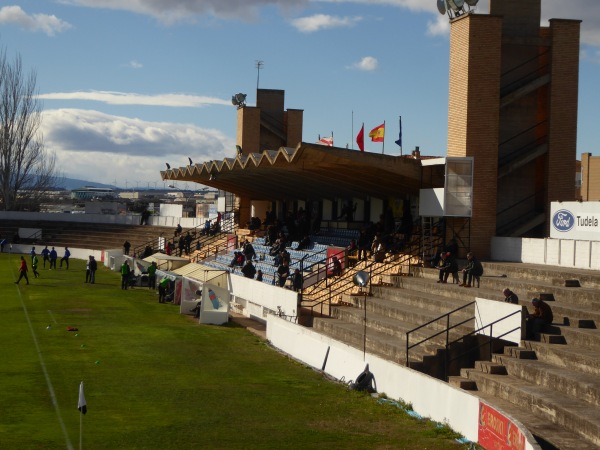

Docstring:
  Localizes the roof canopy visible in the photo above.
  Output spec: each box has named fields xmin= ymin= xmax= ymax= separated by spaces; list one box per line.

xmin=161 ymin=143 xmax=423 ymax=201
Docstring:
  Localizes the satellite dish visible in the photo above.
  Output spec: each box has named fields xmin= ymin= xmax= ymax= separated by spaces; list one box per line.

xmin=447 ymin=0 xmax=464 ymax=11
xmin=352 ymin=271 xmax=369 ymax=288
xmin=436 ymin=0 xmax=447 ymax=15
xmin=465 ymin=0 xmax=478 ymax=6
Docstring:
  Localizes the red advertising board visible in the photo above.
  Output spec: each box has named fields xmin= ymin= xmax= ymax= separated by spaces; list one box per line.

xmin=478 ymin=401 xmax=525 ymax=450
xmin=326 ymin=247 xmax=345 ymax=276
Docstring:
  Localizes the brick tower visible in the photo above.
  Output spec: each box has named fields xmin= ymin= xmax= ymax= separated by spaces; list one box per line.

xmin=446 ymin=0 xmax=581 ymax=258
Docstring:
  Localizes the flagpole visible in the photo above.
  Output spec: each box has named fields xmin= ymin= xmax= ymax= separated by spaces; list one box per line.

xmin=351 ymin=111 xmax=354 ymax=150
xmin=80 ymin=408 xmax=83 ymax=450
xmin=381 ymin=120 xmax=386 ymax=155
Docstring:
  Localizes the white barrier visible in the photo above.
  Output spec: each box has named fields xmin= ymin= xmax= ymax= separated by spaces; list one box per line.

xmin=230 ymin=274 xmax=298 ymax=321
xmin=267 ymin=316 xmax=540 ymax=450
xmin=491 ymin=236 xmax=600 ymax=270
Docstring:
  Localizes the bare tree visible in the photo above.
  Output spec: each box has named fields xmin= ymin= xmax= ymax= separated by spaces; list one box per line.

xmin=0 ymin=46 xmax=59 ymax=211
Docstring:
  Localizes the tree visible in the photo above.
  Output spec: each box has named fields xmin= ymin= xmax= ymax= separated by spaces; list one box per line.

xmin=0 ymin=46 xmax=59 ymax=210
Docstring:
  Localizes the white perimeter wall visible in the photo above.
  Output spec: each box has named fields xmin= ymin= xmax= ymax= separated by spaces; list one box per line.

xmin=491 ymin=236 xmax=600 ymax=270
xmin=267 ymin=317 xmax=539 ymax=449
xmin=230 ymin=275 xmax=298 ymax=321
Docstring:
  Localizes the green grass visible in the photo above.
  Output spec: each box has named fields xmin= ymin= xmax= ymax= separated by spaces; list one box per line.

xmin=0 ymin=252 xmax=467 ymax=449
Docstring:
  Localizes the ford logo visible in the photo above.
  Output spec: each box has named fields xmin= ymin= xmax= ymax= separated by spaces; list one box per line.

xmin=552 ymin=209 xmax=575 ymax=232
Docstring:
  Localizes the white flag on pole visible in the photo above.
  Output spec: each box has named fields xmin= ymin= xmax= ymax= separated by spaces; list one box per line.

xmin=78 ymin=381 xmax=87 ymax=415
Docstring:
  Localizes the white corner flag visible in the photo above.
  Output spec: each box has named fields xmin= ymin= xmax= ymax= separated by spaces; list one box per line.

xmin=78 ymin=381 xmax=87 ymax=415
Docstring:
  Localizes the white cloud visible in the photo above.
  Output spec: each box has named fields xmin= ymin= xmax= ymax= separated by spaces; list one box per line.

xmin=127 ymin=60 xmax=144 ymax=69
xmin=0 ymin=5 xmax=71 ymax=36
xmin=60 ymin=0 xmax=309 ymax=24
xmin=291 ymin=14 xmax=361 ymax=32
xmin=41 ymin=109 xmax=234 ymax=185
xmin=38 ymin=91 xmax=231 ymax=108
xmin=351 ymin=56 xmax=378 ymax=71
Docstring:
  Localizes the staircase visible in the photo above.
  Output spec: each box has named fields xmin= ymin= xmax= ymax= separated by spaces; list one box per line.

xmin=310 ymin=259 xmax=600 ymax=449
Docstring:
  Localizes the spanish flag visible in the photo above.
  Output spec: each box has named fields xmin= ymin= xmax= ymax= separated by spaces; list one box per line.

xmin=369 ymin=123 xmax=385 ymax=142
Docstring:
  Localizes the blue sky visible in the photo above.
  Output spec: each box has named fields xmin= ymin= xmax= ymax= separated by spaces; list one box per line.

xmin=1 ymin=0 xmax=599 ymax=189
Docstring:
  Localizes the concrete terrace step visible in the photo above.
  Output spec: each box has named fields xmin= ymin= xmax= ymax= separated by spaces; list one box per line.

xmin=369 ymin=285 xmax=475 ymax=317
xmin=491 ymin=352 xmax=600 ymax=407
xmin=544 ymin=324 xmax=600 ymax=351
xmin=522 ymin=340 xmax=600 ymax=378
xmin=330 ymin=305 xmax=472 ymax=349
xmin=340 ymin=293 xmax=475 ymax=333
xmin=473 ymin=392 xmax=600 ymax=450
xmin=482 ymin=261 xmax=600 ymax=290
xmin=461 ymin=367 xmax=600 ymax=447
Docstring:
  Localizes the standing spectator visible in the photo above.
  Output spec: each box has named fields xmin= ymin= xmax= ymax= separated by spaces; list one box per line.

xmin=184 ymin=232 xmax=192 ymax=255
xmin=147 ymin=261 xmax=157 ymax=289
xmin=291 ymin=268 xmax=303 ymax=292
xmin=123 ymin=240 xmax=131 ymax=256
xmin=15 ymin=256 xmax=29 ymax=285
xmin=31 ymin=254 xmax=40 ymax=278
xmin=41 ymin=246 xmax=50 ymax=268
xmin=120 ymin=261 xmax=131 ymax=290
xmin=178 ymin=235 xmax=185 ymax=257
xmin=525 ymin=298 xmax=553 ymax=340
xmin=89 ymin=256 xmax=97 ymax=284
xmin=60 ymin=247 xmax=71 ymax=269
xmin=158 ymin=277 xmax=169 ymax=303
xmin=49 ymin=247 xmax=58 ymax=269
xmin=85 ymin=256 xmax=92 ymax=283
xmin=174 ymin=223 xmax=182 ymax=237
xmin=503 ymin=288 xmax=519 ymax=304
xmin=242 ymin=239 xmax=256 ymax=261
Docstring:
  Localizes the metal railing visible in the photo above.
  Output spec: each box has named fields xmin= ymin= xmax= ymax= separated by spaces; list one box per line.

xmin=406 ymin=301 xmax=476 ymax=367
xmin=443 ymin=310 xmax=522 ymax=381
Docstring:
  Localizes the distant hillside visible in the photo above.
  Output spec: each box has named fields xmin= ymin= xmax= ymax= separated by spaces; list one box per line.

xmin=55 ymin=177 xmax=118 ymax=190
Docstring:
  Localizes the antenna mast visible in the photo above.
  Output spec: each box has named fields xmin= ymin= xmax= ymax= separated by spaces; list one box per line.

xmin=255 ymin=60 xmax=264 ymax=91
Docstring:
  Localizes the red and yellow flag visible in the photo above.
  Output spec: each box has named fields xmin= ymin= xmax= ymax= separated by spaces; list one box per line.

xmin=369 ymin=123 xmax=385 ymax=142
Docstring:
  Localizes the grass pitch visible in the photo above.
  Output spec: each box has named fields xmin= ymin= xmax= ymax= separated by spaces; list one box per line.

xmin=0 ymin=252 xmax=466 ymax=449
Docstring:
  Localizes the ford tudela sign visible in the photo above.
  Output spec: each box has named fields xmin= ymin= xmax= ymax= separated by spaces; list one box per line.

xmin=550 ymin=202 xmax=600 ymax=240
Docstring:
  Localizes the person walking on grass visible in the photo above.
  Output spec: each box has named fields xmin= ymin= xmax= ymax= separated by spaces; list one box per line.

xmin=120 ymin=261 xmax=131 ymax=290
xmin=89 ymin=256 xmax=97 ymax=284
xmin=31 ymin=254 xmax=40 ymax=278
xmin=15 ymin=256 xmax=29 ymax=285
xmin=60 ymin=247 xmax=71 ymax=269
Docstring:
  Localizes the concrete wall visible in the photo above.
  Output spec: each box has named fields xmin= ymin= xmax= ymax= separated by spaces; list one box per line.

xmin=230 ymin=274 xmax=298 ymax=321
xmin=491 ymin=236 xmax=600 ymax=270
xmin=267 ymin=317 xmax=539 ymax=449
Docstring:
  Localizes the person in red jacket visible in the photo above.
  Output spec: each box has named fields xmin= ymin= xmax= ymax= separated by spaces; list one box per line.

xmin=15 ymin=256 xmax=29 ymax=285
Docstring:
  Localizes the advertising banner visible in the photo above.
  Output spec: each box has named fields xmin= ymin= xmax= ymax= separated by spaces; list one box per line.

xmin=478 ymin=402 xmax=525 ymax=450
xmin=550 ymin=202 xmax=600 ymax=240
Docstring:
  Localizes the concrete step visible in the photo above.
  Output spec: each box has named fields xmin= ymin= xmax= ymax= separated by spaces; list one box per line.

xmin=461 ymin=368 xmax=600 ymax=447
xmin=473 ymin=392 xmax=600 ymax=450
xmin=544 ymin=324 xmax=600 ymax=351
xmin=492 ymin=352 xmax=600 ymax=407
xmin=481 ymin=261 xmax=600 ymax=290
xmin=447 ymin=376 xmax=477 ymax=390
xmin=523 ymin=340 xmax=600 ymax=378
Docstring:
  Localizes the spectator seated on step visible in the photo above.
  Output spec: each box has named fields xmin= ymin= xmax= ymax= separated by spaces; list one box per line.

xmin=371 ymin=234 xmax=387 ymax=263
xmin=502 ymin=288 xmax=519 ymax=304
xmin=331 ymin=256 xmax=343 ymax=277
xmin=295 ymin=235 xmax=311 ymax=251
xmin=436 ymin=252 xmax=458 ymax=284
xmin=459 ymin=252 xmax=483 ymax=287
xmin=525 ymin=298 xmax=553 ymax=340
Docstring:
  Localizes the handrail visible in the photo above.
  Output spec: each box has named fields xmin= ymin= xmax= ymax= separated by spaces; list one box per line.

xmin=444 ymin=309 xmax=522 ymax=381
xmin=405 ymin=301 xmax=476 ymax=366
xmin=304 ymin=235 xmax=423 ymax=318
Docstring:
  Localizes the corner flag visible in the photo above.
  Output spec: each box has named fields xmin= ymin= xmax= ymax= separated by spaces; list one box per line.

xmin=78 ymin=381 xmax=87 ymax=415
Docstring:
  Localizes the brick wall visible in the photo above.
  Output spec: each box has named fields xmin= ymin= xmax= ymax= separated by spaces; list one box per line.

xmin=448 ymin=14 xmax=503 ymax=258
